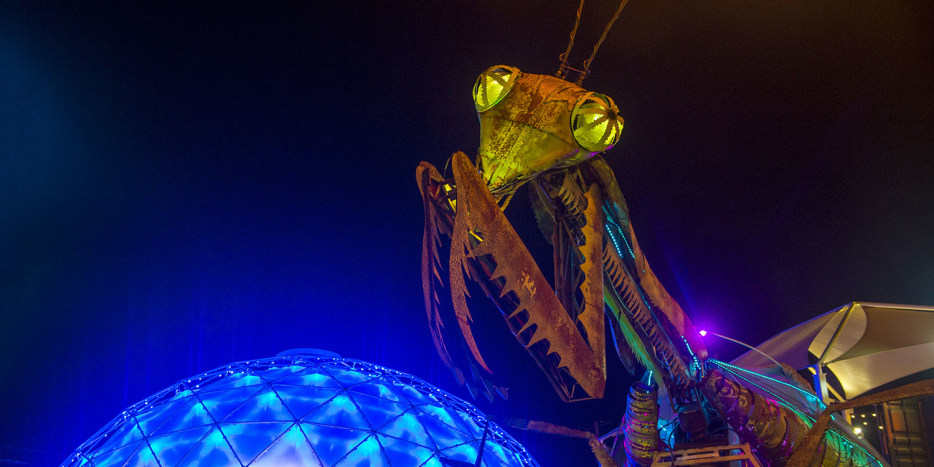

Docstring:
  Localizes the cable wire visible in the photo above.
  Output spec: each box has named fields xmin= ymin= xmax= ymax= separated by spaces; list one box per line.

xmin=557 ymin=0 xmax=585 ymax=79
xmin=579 ymin=0 xmax=630 ymax=84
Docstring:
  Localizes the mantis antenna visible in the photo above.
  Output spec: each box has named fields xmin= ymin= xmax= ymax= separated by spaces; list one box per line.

xmin=555 ymin=0 xmax=631 ymax=85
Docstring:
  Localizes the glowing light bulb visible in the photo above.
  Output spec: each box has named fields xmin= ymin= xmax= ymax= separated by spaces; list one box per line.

xmin=699 ymin=330 xmax=708 ymax=337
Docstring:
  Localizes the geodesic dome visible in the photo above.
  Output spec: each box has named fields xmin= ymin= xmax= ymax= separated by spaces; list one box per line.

xmin=63 ymin=351 xmax=537 ymax=466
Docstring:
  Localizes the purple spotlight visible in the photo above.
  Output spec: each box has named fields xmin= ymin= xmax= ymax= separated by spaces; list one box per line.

xmin=699 ymin=330 xmax=708 ymax=337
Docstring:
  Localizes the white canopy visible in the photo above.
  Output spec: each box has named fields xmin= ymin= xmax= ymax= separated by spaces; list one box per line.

xmin=732 ymin=302 xmax=934 ymax=399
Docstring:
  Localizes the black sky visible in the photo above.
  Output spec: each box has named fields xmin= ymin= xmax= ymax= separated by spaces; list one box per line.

xmin=2 ymin=1 xmax=933 ymax=465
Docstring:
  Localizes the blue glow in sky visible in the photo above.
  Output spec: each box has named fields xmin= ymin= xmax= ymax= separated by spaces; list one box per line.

xmin=2 ymin=2 xmax=933 ymax=466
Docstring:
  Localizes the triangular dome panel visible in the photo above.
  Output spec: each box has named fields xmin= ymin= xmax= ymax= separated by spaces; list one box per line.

xmin=250 ymin=424 xmax=322 ymax=466
xmin=147 ymin=426 xmax=213 ymax=466
xmin=151 ymin=397 xmax=215 ymax=436
xmin=276 ymin=369 xmax=344 ymax=389
xmin=200 ymin=385 xmax=266 ymax=421
xmin=301 ymin=424 xmax=371 ymax=466
xmin=133 ymin=396 xmax=193 ymax=436
xmin=351 ymin=392 xmax=412 ymax=431
xmin=274 ymin=385 xmax=342 ymax=420
xmin=377 ymin=433 xmax=436 ymax=465
xmin=176 ymin=427 xmax=239 ymax=466
xmin=379 ymin=411 xmax=432 ymax=446
xmin=302 ymin=393 xmax=372 ymax=430
xmin=89 ymin=441 xmax=143 ymax=466
xmin=221 ymin=421 xmax=293 ymax=464
xmin=223 ymin=385 xmax=294 ymax=423
xmin=334 ymin=434 xmax=389 ymax=466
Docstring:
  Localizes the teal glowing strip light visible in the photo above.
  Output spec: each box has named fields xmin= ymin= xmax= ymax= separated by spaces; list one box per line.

xmin=710 ymin=359 xmax=825 ymax=410
xmin=681 ymin=336 xmax=702 ymax=375
xmin=708 ymin=360 xmax=881 ymax=466
xmin=603 ymin=209 xmax=635 ymax=261
xmin=603 ymin=220 xmax=653 ymax=311
xmin=712 ymin=360 xmax=813 ymax=423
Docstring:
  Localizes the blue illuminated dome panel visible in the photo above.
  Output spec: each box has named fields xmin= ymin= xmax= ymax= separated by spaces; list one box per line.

xmin=63 ymin=353 xmax=538 ymax=466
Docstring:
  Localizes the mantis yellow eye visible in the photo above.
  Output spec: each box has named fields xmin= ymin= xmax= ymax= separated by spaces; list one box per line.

xmin=473 ymin=65 xmax=520 ymax=112
xmin=571 ymin=92 xmax=624 ymax=153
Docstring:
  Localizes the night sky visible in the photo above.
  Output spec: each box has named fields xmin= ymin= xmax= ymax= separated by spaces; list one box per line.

xmin=2 ymin=1 xmax=933 ymax=465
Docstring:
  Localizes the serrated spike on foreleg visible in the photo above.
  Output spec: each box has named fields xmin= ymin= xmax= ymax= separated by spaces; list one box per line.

xmin=451 ymin=152 xmax=606 ymax=400
xmin=489 ymin=262 xmax=508 ymax=283
xmin=517 ymin=322 xmax=548 ymax=348
xmin=573 ymin=183 xmax=606 ymax=379
xmin=447 ymin=168 xmax=492 ymax=374
xmin=497 ymin=274 xmax=518 ymax=299
xmin=506 ymin=305 xmax=527 ymax=321
xmin=418 ymin=161 xmax=455 ymax=370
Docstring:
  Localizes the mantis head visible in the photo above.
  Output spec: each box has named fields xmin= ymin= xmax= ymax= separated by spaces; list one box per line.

xmin=472 ymin=65 xmax=625 ymax=199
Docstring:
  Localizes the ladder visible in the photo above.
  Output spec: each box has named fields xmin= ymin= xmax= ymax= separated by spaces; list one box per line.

xmin=651 ymin=443 xmax=762 ymax=466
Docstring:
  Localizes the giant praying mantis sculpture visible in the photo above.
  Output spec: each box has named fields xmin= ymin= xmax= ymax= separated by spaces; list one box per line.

xmin=416 ymin=64 xmax=883 ymax=466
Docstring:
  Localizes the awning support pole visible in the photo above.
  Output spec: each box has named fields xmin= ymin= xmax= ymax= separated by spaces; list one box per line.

xmin=812 ymin=364 xmax=830 ymax=404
